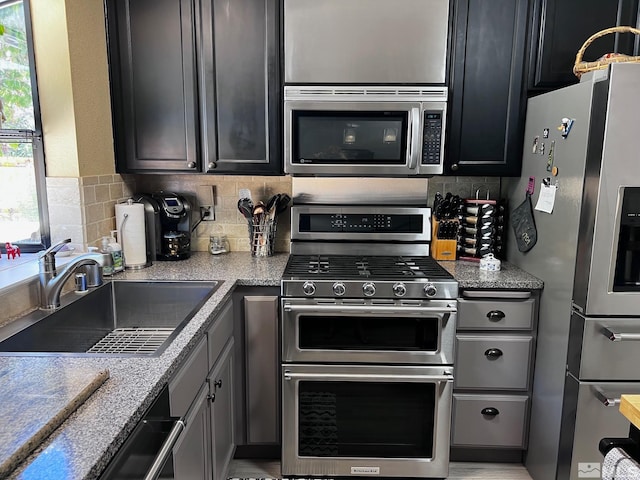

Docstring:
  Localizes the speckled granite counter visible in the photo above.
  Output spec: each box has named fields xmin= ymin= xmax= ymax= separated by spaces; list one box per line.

xmin=2 ymin=252 xmax=540 ymax=479
xmin=439 ymin=260 xmax=543 ymax=290
xmin=4 ymin=252 xmax=288 ymax=480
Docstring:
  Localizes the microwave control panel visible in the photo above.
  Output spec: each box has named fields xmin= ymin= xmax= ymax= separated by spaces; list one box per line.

xmin=422 ymin=112 xmax=442 ymax=165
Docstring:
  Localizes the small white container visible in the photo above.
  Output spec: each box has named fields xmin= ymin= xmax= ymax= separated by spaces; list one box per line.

xmin=479 ymin=253 xmax=501 ymax=271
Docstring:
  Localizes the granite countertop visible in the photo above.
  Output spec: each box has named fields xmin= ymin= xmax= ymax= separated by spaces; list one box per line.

xmin=439 ymin=259 xmax=544 ymax=290
xmin=2 ymin=252 xmax=541 ymax=479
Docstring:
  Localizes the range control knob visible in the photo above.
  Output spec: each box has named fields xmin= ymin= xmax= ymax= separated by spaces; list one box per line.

xmin=333 ymin=282 xmax=346 ymax=296
xmin=392 ymin=282 xmax=407 ymax=297
xmin=424 ymin=283 xmax=438 ymax=297
xmin=363 ymin=282 xmax=376 ymax=297
xmin=302 ymin=281 xmax=316 ymax=296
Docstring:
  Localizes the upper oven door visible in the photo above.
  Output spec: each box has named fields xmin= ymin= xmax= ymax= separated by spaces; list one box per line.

xmin=282 ymin=298 xmax=456 ymax=364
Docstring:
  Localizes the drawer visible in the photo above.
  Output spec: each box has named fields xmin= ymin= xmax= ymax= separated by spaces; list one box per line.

xmin=207 ymin=299 xmax=234 ymax=369
xmin=455 ymin=335 xmax=533 ymax=390
xmin=452 ymin=394 xmax=529 ymax=448
xmin=458 ymin=297 xmax=535 ymax=331
xmin=169 ymin=335 xmax=208 ymax=417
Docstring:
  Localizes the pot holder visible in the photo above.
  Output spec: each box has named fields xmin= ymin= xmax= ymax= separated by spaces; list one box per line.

xmin=511 ymin=194 xmax=537 ymax=252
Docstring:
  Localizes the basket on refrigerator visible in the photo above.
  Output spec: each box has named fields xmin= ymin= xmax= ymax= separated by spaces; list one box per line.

xmin=573 ymin=26 xmax=640 ymax=78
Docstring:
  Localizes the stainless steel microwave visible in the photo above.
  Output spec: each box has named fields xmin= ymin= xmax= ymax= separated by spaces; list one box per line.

xmin=284 ymin=86 xmax=447 ymax=177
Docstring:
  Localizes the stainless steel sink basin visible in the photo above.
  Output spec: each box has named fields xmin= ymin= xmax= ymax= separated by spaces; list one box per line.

xmin=0 ymin=280 xmax=221 ymax=357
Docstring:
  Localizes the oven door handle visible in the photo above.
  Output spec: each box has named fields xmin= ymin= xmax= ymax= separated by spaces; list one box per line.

xmin=143 ymin=419 xmax=186 ymax=480
xmin=601 ymin=327 xmax=640 ymax=342
xmin=284 ymin=371 xmax=454 ymax=382
xmin=283 ymin=303 xmax=456 ymax=315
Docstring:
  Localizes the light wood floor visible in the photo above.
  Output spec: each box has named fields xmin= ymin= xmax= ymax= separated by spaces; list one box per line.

xmin=229 ymin=459 xmax=534 ymax=480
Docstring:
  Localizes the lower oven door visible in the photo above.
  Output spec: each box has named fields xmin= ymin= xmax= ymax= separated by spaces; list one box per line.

xmin=282 ymin=299 xmax=456 ymax=364
xmin=281 ymin=363 xmax=454 ymax=478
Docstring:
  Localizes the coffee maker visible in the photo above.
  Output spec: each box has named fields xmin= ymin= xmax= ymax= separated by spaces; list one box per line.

xmin=133 ymin=192 xmax=193 ymax=261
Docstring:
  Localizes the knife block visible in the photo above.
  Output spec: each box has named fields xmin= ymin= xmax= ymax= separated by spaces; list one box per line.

xmin=431 ymin=217 xmax=458 ymax=261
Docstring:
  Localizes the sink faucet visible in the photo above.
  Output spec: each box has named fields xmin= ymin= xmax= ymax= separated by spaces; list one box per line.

xmin=39 ymin=238 xmax=114 ymax=310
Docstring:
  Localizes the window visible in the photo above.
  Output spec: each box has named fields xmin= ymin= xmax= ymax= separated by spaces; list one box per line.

xmin=0 ymin=0 xmax=48 ymax=252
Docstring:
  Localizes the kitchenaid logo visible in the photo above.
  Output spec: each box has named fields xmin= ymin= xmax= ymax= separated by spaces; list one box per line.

xmin=577 ymin=462 xmax=601 ymax=478
xmin=351 ymin=466 xmax=380 ymax=475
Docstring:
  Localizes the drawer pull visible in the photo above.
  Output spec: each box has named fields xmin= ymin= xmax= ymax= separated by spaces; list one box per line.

xmin=481 ymin=407 xmax=500 ymax=417
xmin=484 ymin=348 xmax=503 ymax=359
xmin=486 ymin=310 xmax=506 ymax=321
xmin=601 ymin=327 xmax=640 ymax=342
xmin=594 ymin=387 xmax=621 ymax=407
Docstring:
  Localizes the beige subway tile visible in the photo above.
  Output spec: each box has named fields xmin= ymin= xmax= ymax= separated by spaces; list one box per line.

xmin=109 ymin=183 xmax=124 ymax=200
xmin=98 ymin=175 xmax=113 ymax=185
xmin=103 ymin=201 xmax=117 ymax=220
xmin=81 ymin=176 xmax=100 ymax=186
xmin=95 ymin=184 xmax=111 ymax=202
xmin=214 ymin=182 xmax=237 ymax=196
xmin=85 ymin=223 xmax=99 ymax=247
xmin=85 ymin=203 xmax=104 ymax=224
xmin=82 ymin=185 xmax=97 ymax=204
xmin=192 ymin=236 xmax=210 ymax=252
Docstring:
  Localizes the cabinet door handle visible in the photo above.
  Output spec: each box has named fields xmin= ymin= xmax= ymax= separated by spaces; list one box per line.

xmin=487 ymin=310 xmax=505 ymax=321
xmin=481 ymin=407 xmax=500 ymax=417
xmin=214 ymin=379 xmax=223 ymax=389
xmin=186 ymin=161 xmax=197 ymax=169
xmin=484 ymin=348 xmax=503 ymax=359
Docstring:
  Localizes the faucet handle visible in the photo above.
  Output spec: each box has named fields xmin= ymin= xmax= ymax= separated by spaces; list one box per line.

xmin=40 ymin=238 xmax=71 ymax=259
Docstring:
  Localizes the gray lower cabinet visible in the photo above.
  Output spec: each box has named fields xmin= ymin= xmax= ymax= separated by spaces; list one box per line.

xmin=452 ymin=290 xmax=539 ymax=460
xmin=166 ymin=297 xmax=235 ymax=479
xmin=209 ymin=338 xmax=236 ymax=480
xmin=232 ymin=286 xmax=280 ymax=455
xmin=173 ymin=385 xmax=212 ymax=479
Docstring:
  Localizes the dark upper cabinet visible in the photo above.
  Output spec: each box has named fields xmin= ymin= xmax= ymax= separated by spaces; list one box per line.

xmin=106 ymin=0 xmax=281 ymax=174
xmin=529 ymin=0 xmax=640 ymax=90
xmin=445 ymin=0 xmax=529 ymax=176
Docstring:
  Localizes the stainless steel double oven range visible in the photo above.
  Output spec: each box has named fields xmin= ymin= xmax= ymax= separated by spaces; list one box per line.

xmin=280 ymin=205 xmax=458 ymax=478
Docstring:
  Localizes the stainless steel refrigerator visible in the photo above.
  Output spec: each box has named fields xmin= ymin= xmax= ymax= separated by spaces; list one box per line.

xmin=503 ymin=63 xmax=640 ymax=480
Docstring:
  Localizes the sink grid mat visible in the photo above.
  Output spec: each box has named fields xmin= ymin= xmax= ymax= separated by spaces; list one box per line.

xmin=86 ymin=327 xmax=174 ymax=355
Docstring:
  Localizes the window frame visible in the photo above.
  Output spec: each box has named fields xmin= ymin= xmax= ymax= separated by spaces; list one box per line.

xmin=0 ymin=0 xmax=50 ymax=252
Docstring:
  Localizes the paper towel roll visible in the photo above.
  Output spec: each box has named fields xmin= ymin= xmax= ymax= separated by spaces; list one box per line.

xmin=115 ymin=201 xmax=147 ymax=268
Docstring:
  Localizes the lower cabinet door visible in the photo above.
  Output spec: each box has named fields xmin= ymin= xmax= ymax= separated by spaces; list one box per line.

xmin=452 ymin=394 xmax=529 ymax=448
xmin=173 ymin=385 xmax=212 ymax=479
xmin=209 ymin=338 xmax=236 ymax=480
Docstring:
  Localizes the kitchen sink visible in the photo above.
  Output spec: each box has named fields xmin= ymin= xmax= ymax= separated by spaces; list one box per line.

xmin=0 ymin=280 xmax=220 ymax=357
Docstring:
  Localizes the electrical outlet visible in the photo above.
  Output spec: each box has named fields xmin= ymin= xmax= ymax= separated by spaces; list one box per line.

xmin=200 ymin=205 xmax=214 ymax=221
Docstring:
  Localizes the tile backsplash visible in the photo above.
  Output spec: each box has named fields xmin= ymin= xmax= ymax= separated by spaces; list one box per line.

xmin=132 ymin=174 xmax=293 ymax=253
xmin=47 ymin=174 xmax=134 ymax=250
xmin=46 ymin=174 xmax=500 ymax=255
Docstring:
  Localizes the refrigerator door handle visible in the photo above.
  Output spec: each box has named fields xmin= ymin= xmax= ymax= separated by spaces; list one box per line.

xmin=594 ymin=387 xmax=621 ymax=407
xmin=601 ymin=326 xmax=640 ymax=342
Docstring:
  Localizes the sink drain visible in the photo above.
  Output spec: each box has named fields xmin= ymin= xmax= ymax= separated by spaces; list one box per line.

xmin=86 ymin=327 xmax=174 ymax=355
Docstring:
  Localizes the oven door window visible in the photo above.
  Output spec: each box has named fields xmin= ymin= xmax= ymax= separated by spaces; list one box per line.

xmin=298 ymin=381 xmax=435 ymax=458
xmin=299 ymin=315 xmax=438 ymax=352
xmin=292 ymin=111 xmax=408 ymax=165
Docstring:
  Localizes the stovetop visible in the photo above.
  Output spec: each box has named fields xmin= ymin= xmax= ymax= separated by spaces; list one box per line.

xmin=284 ymin=255 xmax=453 ymax=279
xmin=281 ymin=255 xmax=457 ymax=299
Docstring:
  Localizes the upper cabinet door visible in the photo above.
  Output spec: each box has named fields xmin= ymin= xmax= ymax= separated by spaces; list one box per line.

xmin=106 ymin=0 xmax=200 ymax=173
xmin=200 ymin=0 xmax=280 ymax=174
xmin=446 ymin=0 xmax=529 ymax=176
xmin=283 ymin=0 xmax=450 ymax=84
xmin=529 ymin=0 xmax=640 ymax=90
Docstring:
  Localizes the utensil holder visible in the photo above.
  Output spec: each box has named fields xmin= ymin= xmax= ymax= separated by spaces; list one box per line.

xmin=250 ymin=220 xmax=276 ymax=257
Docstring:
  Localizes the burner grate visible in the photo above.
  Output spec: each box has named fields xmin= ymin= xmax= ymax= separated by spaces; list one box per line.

xmin=284 ymin=255 xmax=453 ymax=280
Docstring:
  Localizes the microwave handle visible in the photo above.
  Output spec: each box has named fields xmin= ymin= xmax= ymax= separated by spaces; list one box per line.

xmin=408 ymin=107 xmax=421 ymax=169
